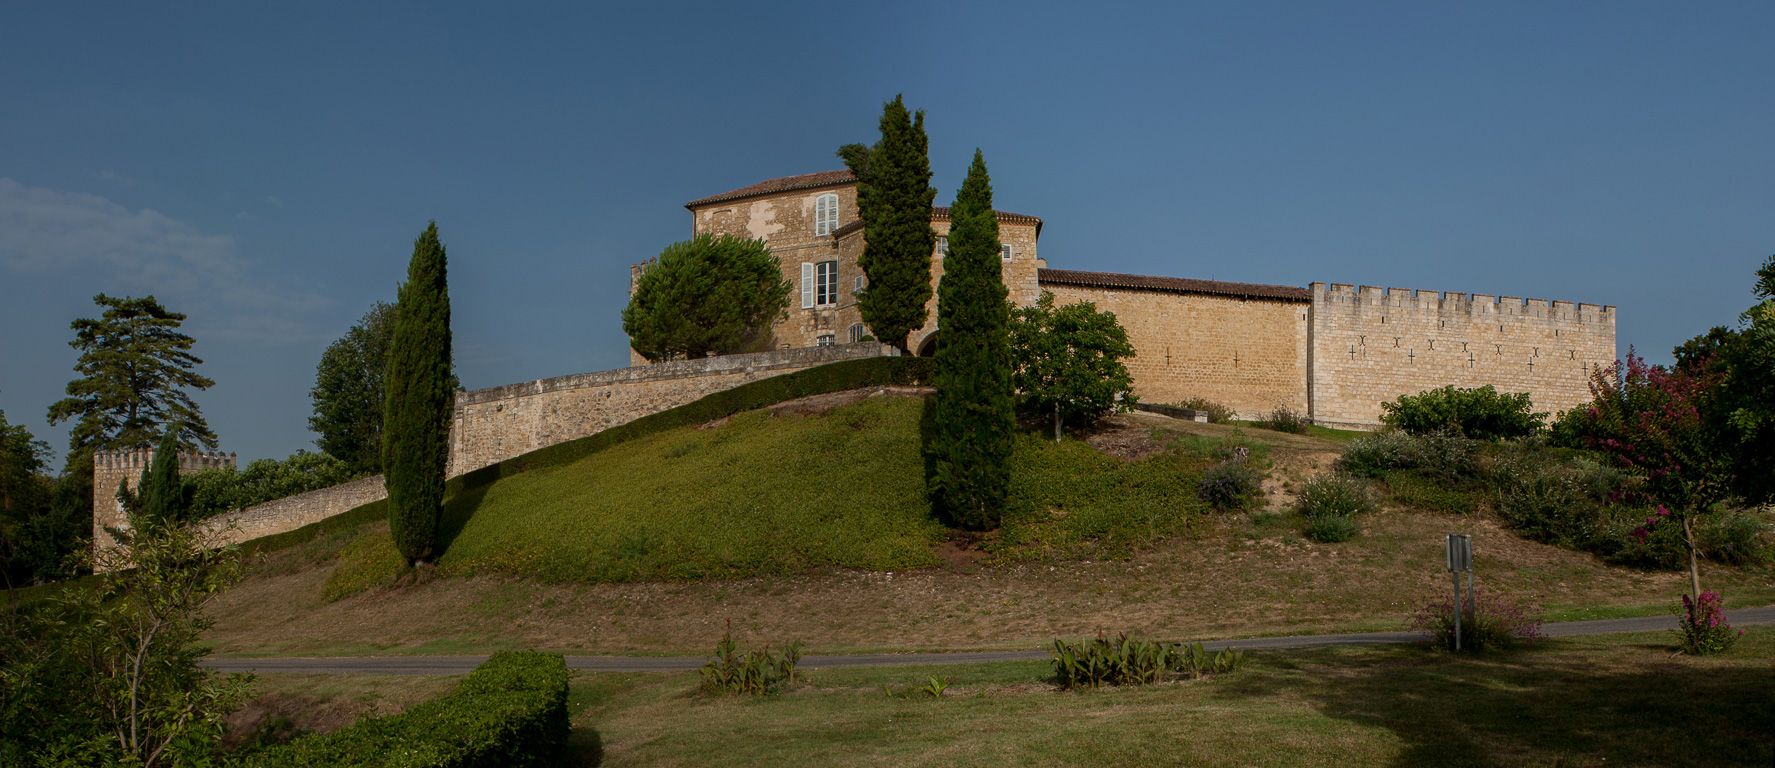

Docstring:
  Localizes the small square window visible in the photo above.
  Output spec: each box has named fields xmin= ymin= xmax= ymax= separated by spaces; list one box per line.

xmin=816 ymin=334 xmax=835 ymax=347
xmin=1001 ymin=244 xmax=1013 ymax=261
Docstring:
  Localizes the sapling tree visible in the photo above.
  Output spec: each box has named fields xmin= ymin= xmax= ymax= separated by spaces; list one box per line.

xmin=1008 ymin=291 xmax=1137 ymax=441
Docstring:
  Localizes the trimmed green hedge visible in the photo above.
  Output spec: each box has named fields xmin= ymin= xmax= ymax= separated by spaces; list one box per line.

xmin=230 ymin=356 xmax=932 ymax=558
xmin=244 ymin=650 xmax=571 ymax=768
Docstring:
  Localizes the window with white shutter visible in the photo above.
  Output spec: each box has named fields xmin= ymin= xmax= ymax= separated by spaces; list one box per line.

xmin=935 ymin=237 xmax=947 ymax=258
xmin=853 ymin=275 xmax=866 ymax=295
xmin=815 ymin=193 xmax=839 ymax=236
xmin=801 ymin=262 xmax=815 ymax=308
xmin=815 ymin=261 xmax=838 ymax=306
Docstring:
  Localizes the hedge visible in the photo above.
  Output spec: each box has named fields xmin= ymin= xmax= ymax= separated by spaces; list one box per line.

xmin=223 ymin=356 xmax=933 ymax=558
xmin=243 ymin=650 xmax=571 ymax=768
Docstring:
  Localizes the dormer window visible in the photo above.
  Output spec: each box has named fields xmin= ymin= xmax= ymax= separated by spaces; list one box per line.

xmin=815 ymin=193 xmax=840 ymax=236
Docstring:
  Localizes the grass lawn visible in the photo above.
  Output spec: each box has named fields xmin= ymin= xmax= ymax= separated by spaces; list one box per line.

xmin=238 ymin=627 xmax=1775 ymax=767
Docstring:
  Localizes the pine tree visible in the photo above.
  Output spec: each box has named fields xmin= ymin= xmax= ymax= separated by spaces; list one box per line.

xmin=383 ymin=222 xmax=453 ymax=565
xmin=47 ymin=294 xmax=218 ymax=463
xmin=923 ymin=150 xmax=1015 ymax=530
xmin=838 ymin=95 xmax=937 ymax=353
xmin=622 ymin=234 xmax=793 ymax=362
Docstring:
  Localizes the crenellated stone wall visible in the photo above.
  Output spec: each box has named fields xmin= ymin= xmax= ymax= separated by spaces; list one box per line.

xmin=92 ymin=449 xmax=235 ymax=552
xmin=1308 ymin=283 xmax=1617 ymax=428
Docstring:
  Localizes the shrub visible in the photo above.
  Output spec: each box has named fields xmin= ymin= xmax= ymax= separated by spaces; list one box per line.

xmin=1408 ymin=587 xmax=1545 ymax=652
xmin=1196 ymin=460 xmax=1264 ymax=512
xmin=1297 ymin=474 xmax=1375 ymax=518
xmin=1174 ymin=397 xmax=1234 ymax=424
xmin=247 ymin=650 xmax=571 ymax=768
xmin=1676 ymin=591 xmax=1741 ymax=655
xmin=1337 ymin=430 xmax=1479 ymax=486
xmin=1255 ymin=406 xmax=1310 ymax=434
xmin=1050 ymin=632 xmax=1244 ymax=689
xmin=185 ymin=451 xmax=360 ymax=520
xmin=1697 ymin=511 xmax=1772 ymax=566
xmin=699 ymin=623 xmax=802 ymax=696
xmin=1382 ymin=471 xmax=1476 ymax=514
xmin=1380 ymin=385 xmax=1547 ymax=441
xmin=1303 ymin=514 xmax=1360 ymax=543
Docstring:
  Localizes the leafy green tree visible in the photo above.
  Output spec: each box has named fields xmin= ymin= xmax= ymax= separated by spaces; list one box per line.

xmin=311 ymin=301 xmax=398 ymax=474
xmin=46 ymin=294 xmax=218 ymax=463
xmin=1008 ymin=291 xmax=1138 ymax=441
xmin=184 ymin=450 xmax=356 ymax=520
xmin=0 ymin=409 xmax=54 ymax=586
xmin=383 ymin=222 xmax=453 ymax=566
xmin=1379 ymin=385 xmax=1547 ymax=441
xmin=838 ymin=94 xmax=937 ymax=353
xmin=922 ymin=151 xmax=1015 ymax=530
xmin=1717 ymin=254 xmax=1775 ymax=504
xmin=623 ymin=234 xmax=793 ymax=362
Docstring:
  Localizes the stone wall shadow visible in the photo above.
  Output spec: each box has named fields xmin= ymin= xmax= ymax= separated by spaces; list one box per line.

xmin=1206 ymin=644 xmax=1775 ymax=767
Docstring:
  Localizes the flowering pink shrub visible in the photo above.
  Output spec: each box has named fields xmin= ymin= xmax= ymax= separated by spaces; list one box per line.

xmin=1676 ymin=591 xmax=1741 ymax=655
xmin=1408 ymin=586 xmax=1546 ymax=652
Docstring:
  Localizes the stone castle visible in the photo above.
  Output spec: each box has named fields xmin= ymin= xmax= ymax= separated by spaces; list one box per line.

xmin=94 ymin=167 xmax=1618 ymax=553
xmin=640 ymin=169 xmax=1618 ymax=428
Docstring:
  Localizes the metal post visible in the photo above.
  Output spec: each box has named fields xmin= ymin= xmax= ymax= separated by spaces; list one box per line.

xmin=1452 ymin=570 xmax=1462 ymax=651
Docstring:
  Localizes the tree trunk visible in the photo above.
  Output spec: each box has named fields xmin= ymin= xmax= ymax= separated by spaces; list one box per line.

xmin=1683 ymin=515 xmax=1701 ymax=602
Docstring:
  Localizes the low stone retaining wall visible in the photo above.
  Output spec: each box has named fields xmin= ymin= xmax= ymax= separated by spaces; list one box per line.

xmin=199 ymin=474 xmax=388 ymax=546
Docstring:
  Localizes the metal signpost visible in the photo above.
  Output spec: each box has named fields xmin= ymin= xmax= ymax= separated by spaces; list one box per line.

xmin=1445 ymin=533 xmax=1473 ymax=650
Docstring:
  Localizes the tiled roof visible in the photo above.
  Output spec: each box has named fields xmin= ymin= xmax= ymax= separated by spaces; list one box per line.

xmin=1037 ymin=268 xmax=1311 ymax=302
xmin=931 ymin=206 xmax=1042 ymax=226
xmin=686 ymin=170 xmax=856 ymax=208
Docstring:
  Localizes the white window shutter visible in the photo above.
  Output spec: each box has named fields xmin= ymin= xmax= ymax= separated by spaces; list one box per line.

xmin=801 ymin=262 xmax=815 ymax=308
xmin=1001 ymin=244 xmax=1013 ymax=261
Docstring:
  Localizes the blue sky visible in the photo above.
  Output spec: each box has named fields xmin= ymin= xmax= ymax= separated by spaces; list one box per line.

xmin=2 ymin=2 xmax=1771 ymax=464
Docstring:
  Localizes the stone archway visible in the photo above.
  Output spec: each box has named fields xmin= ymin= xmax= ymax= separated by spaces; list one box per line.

xmin=916 ymin=332 xmax=938 ymax=357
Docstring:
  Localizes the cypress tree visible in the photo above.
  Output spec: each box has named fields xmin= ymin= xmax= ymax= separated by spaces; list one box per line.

xmin=837 ymin=94 xmax=937 ymax=353
xmin=383 ymin=222 xmax=453 ymax=566
xmin=923 ymin=150 xmax=1015 ymax=530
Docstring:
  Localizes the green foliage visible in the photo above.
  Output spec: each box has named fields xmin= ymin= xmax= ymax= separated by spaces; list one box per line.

xmin=1254 ymin=406 xmax=1310 ymax=434
xmin=1008 ymin=291 xmax=1137 ymax=439
xmin=839 ymin=94 xmax=937 ymax=352
xmin=918 ymin=675 xmax=951 ymax=699
xmin=924 ymin=150 xmax=1015 ymax=530
xmin=184 ymin=450 xmax=359 ymax=520
xmin=0 ymin=410 xmax=55 ymax=586
xmin=1303 ymin=514 xmax=1360 ymax=543
xmin=1297 ymin=473 xmax=1376 ymax=518
xmin=1196 ymin=460 xmax=1264 ymax=512
xmin=699 ymin=623 xmax=802 ymax=696
xmin=46 ymin=294 xmax=218 ymax=461
xmin=996 ymin=434 xmax=1211 ymax=562
xmin=134 ymin=430 xmax=185 ymax=524
xmin=384 ymin=222 xmax=453 ymax=565
xmin=1172 ymin=397 xmax=1234 ymax=424
xmin=1379 ymin=385 xmax=1547 ymax=441
xmin=247 ymin=650 xmax=571 ymax=768
xmin=1336 ymin=430 xmax=1480 ymax=486
xmin=1050 ymin=632 xmax=1244 ymax=689
xmin=0 ymin=511 xmax=250 ymax=767
xmin=322 ymin=531 xmax=408 ymax=602
xmin=1408 ymin=587 xmax=1546 ymax=653
xmin=622 ymin=234 xmax=793 ymax=362
xmin=1677 ymin=591 xmax=1740 ymax=656
xmin=311 ymin=301 xmax=399 ymax=475
xmin=1382 ymin=470 xmax=1477 ymax=514
xmin=1715 ymin=254 xmax=1775 ymax=505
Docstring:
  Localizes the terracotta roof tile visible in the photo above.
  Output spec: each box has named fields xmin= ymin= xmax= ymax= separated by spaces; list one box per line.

xmin=686 ymin=170 xmax=856 ymax=208
xmin=1038 ymin=268 xmax=1311 ymax=302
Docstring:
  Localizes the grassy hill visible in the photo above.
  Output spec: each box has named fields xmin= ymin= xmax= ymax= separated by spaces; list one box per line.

xmin=325 ymin=393 xmax=1232 ymax=596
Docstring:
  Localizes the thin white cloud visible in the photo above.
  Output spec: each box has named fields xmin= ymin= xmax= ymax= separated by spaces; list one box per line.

xmin=0 ymin=177 xmax=330 ymax=344
xmin=265 ymin=195 xmax=284 ymax=208
xmin=95 ymin=170 xmax=137 ymax=186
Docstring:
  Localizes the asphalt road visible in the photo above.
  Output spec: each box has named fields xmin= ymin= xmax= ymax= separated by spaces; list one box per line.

xmin=199 ymin=605 xmax=1775 ymax=676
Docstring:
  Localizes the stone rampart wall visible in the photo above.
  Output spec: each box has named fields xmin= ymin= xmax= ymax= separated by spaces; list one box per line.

xmin=448 ymin=342 xmax=893 ymax=477
xmin=92 ymin=449 xmax=235 ymax=552
xmin=197 ymin=474 xmax=388 ymax=546
xmin=1041 ymin=284 xmax=1310 ymax=420
xmin=1308 ymin=283 xmax=1617 ymax=428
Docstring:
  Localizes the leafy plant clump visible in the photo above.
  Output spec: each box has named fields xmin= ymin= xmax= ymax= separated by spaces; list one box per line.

xmin=1196 ymin=460 xmax=1264 ymax=512
xmin=919 ymin=675 xmax=951 ymax=698
xmin=1303 ymin=514 xmax=1361 ymax=543
xmin=1407 ymin=587 xmax=1546 ymax=653
xmin=246 ymin=650 xmax=571 ymax=767
xmin=1297 ymin=473 xmax=1374 ymax=543
xmin=1676 ymin=591 xmax=1741 ymax=655
xmin=1255 ymin=406 xmax=1310 ymax=434
xmin=1050 ymin=632 xmax=1245 ymax=689
xmin=699 ymin=623 xmax=802 ymax=696
xmin=1337 ymin=430 xmax=1480 ymax=486
xmin=1380 ymin=385 xmax=1547 ymax=441
xmin=1173 ymin=398 xmax=1235 ymax=424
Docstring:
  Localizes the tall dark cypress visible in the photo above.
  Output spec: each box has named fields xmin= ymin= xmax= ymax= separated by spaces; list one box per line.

xmin=924 ymin=150 xmax=1015 ymax=529
xmin=135 ymin=429 xmax=185 ymax=526
xmin=838 ymin=95 xmax=937 ymax=353
xmin=383 ymin=222 xmax=452 ymax=565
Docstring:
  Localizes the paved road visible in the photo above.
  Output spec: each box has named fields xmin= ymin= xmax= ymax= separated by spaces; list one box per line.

xmin=201 ymin=605 xmax=1775 ymax=676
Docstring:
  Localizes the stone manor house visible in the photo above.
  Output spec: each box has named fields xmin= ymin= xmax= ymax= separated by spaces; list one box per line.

xmin=637 ymin=169 xmax=1618 ymax=430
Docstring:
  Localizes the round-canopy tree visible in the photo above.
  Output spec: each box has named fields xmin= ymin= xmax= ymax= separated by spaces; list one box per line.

xmin=1008 ymin=291 xmax=1137 ymax=441
xmin=623 ymin=233 xmax=793 ymax=362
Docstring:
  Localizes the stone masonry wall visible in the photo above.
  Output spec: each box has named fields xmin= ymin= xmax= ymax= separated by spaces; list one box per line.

xmin=197 ymin=474 xmax=387 ymax=546
xmin=92 ymin=449 xmax=235 ymax=552
xmin=1040 ymin=284 xmax=1311 ymax=420
xmin=1308 ymin=283 xmax=1617 ymax=428
xmin=448 ymin=342 xmax=894 ymax=477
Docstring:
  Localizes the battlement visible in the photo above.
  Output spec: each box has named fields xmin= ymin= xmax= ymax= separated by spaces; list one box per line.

xmin=92 ymin=448 xmax=236 ymax=472
xmin=1308 ymin=282 xmax=1614 ymax=324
